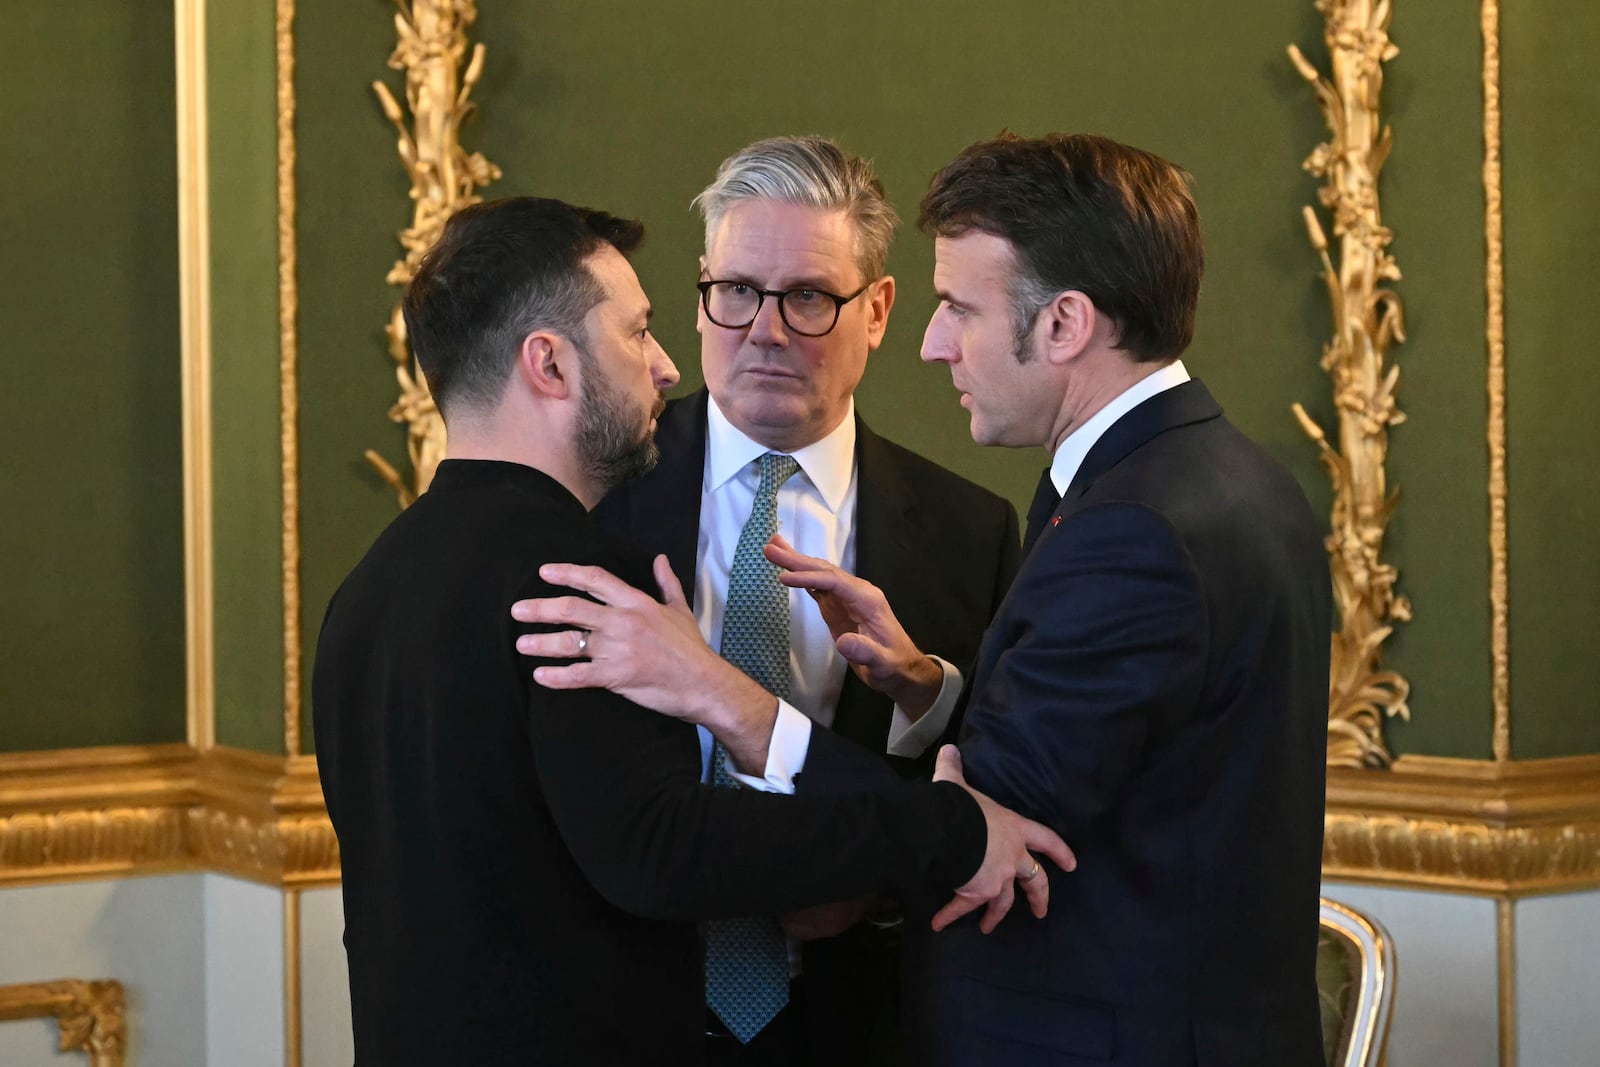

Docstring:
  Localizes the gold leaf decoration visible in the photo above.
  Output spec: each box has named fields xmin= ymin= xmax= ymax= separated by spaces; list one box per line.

xmin=365 ymin=0 xmax=501 ymax=506
xmin=1289 ymin=0 xmax=1411 ymax=768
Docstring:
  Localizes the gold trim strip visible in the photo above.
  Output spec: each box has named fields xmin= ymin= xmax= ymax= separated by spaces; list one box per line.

xmin=1324 ymin=756 xmax=1600 ymax=896
xmin=277 ymin=0 xmax=303 ymax=756
xmin=284 ymin=888 xmax=303 ymax=1067
xmin=1482 ymin=0 xmax=1511 ymax=761
xmin=0 ymin=746 xmax=339 ymax=888
xmin=8 ymin=748 xmax=1596 ymax=895
xmin=0 ymin=979 xmax=127 ymax=1066
xmin=175 ymin=0 xmax=216 ymax=752
xmin=1497 ymin=897 xmax=1516 ymax=1066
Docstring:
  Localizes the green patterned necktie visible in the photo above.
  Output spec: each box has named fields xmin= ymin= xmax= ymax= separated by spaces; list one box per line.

xmin=705 ymin=451 xmax=800 ymax=1044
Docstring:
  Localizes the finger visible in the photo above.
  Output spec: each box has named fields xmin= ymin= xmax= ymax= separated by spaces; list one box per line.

xmin=652 ymin=554 xmax=690 ymax=612
xmin=1024 ymin=821 xmax=1078 ymax=873
xmin=979 ymin=879 xmax=1015 ymax=934
xmin=1019 ymin=858 xmax=1051 ymax=919
xmin=932 ymin=744 xmax=963 ymax=785
xmin=515 ymin=630 xmax=592 ymax=659
xmin=530 ymin=662 xmax=600 ymax=689
xmin=777 ymin=567 xmax=850 ymax=595
xmin=536 ymin=563 xmax=642 ymax=606
xmin=764 ymin=537 xmax=836 ymax=575
xmin=510 ymin=595 xmax=607 ymax=630
xmin=835 ymin=632 xmax=893 ymax=670
xmin=930 ymin=890 xmax=982 ymax=933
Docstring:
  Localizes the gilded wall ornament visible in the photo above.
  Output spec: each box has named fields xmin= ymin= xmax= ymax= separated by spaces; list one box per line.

xmin=366 ymin=0 xmax=501 ymax=506
xmin=0 ymin=980 xmax=126 ymax=1066
xmin=1289 ymin=0 xmax=1411 ymax=768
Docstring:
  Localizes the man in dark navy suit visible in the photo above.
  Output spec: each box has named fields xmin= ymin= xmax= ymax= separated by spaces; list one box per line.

xmin=771 ymin=134 xmax=1333 ymax=1066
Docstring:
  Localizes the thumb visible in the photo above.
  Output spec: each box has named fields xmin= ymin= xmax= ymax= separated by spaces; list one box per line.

xmin=932 ymin=744 xmax=964 ymax=785
xmin=653 ymin=554 xmax=688 ymax=610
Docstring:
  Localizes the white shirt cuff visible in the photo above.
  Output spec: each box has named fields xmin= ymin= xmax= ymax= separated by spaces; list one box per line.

xmin=726 ymin=700 xmax=812 ymax=795
xmin=885 ymin=656 xmax=963 ymax=759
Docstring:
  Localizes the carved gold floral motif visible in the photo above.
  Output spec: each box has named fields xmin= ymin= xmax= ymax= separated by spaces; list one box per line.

xmin=0 ymin=980 xmax=126 ymax=1066
xmin=1289 ymin=0 xmax=1411 ymax=768
xmin=365 ymin=0 xmax=501 ymax=506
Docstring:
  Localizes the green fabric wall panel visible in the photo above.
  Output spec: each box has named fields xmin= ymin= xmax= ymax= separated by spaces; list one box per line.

xmin=1502 ymin=4 xmax=1600 ymax=758
xmin=291 ymin=1 xmax=1504 ymax=759
xmin=210 ymin=0 xmax=291 ymax=754
xmin=293 ymin=0 xmax=424 ymax=751
xmin=0 ymin=5 xmax=186 ymax=750
xmin=1352 ymin=2 xmax=1494 ymax=759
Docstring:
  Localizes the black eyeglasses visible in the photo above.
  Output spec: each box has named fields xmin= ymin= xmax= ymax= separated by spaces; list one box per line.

xmin=697 ymin=279 xmax=871 ymax=338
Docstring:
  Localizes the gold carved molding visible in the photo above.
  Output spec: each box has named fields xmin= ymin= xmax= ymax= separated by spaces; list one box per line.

xmin=1324 ymin=755 xmax=1600 ymax=896
xmin=1480 ymin=0 xmax=1510 ymax=763
xmin=365 ymin=0 xmax=501 ymax=507
xmin=0 ymin=979 xmax=126 ymax=1067
xmin=1289 ymin=0 xmax=1411 ymax=770
xmin=6 ymin=746 xmax=1600 ymax=898
xmin=0 ymin=745 xmax=337 ymax=889
xmin=277 ymin=0 xmax=305 ymax=757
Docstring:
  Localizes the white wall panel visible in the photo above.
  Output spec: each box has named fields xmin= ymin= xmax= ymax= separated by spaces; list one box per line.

xmin=0 ymin=874 xmax=206 ymax=1066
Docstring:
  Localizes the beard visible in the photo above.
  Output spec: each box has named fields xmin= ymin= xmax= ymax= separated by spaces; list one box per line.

xmin=575 ymin=349 xmax=662 ymax=492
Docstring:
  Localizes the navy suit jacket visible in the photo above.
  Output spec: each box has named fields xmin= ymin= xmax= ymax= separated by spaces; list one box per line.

xmin=595 ymin=390 xmax=1021 ymax=1064
xmin=904 ymin=380 xmax=1332 ymax=1067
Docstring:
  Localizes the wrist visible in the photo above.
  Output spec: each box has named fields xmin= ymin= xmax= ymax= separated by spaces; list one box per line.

xmin=888 ymin=654 xmax=944 ymax=720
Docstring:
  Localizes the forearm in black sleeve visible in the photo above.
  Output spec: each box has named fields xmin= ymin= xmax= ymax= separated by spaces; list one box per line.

xmin=524 ymin=669 xmax=985 ymax=923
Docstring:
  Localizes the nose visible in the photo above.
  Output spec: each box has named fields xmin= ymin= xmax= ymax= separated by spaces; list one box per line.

xmin=921 ymin=307 xmax=956 ymax=365
xmin=745 ymin=292 xmax=790 ymax=347
xmin=650 ymin=336 xmax=680 ymax=390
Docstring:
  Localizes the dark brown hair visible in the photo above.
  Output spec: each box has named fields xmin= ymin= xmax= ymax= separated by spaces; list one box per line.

xmin=403 ymin=197 xmax=644 ymax=417
xmin=919 ymin=133 xmax=1203 ymax=362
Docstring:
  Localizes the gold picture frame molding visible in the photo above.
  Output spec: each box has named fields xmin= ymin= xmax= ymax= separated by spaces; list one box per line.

xmin=0 ymin=979 xmax=127 ymax=1067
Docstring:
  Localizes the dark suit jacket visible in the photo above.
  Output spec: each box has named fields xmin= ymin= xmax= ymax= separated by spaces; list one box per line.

xmin=904 ymin=380 xmax=1332 ymax=1067
xmin=594 ymin=390 xmax=1021 ymax=1064
xmin=312 ymin=459 xmax=987 ymax=1066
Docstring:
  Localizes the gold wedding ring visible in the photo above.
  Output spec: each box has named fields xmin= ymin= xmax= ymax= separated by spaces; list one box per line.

xmin=1019 ymin=860 xmax=1042 ymax=883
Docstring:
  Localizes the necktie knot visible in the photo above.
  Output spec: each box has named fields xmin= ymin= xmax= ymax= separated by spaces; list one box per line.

xmin=757 ymin=452 xmax=800 ymax=497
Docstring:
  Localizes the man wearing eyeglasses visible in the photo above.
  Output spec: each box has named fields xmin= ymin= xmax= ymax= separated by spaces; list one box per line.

xmin=591 ymin=136 xmax=1021 ymax=1066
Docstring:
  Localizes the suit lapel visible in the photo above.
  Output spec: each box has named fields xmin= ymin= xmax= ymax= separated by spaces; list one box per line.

xmin=624 ymin=390 xmax=709 ymax=608
xmin=1061 ymin=378 xmax=1223 ymax=506
xmin=834 ymin=417 xmax=919 ymax=755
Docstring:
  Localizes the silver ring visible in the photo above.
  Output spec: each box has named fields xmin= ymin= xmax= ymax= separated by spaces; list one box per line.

xmin=1018 ymin=860 xmax=1042 ymax=883
xmin=575 ymin=632 xmax=589 ymax=657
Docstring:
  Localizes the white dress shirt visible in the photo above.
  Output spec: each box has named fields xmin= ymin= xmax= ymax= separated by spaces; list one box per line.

xmin=1049 ymin=360 xmax=1191 ymax=495
xmin=700 ymin=396 xmax=961 ymax=792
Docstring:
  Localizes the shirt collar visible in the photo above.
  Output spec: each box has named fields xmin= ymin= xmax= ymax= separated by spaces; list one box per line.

xmin=705 ymin=395 xmax=857 ymax=513
xmin=1049 ymin=359 xmax=1190 ymax=495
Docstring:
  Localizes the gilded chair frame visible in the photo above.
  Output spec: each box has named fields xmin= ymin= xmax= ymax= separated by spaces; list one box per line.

xmin=1320 ymin=898 xmax=1397 ymax=1067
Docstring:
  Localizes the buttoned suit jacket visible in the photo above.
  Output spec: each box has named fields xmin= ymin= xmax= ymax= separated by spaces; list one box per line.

xmin=903 ymin=380 xmax=1333 ymax=1067
xmin=313 ymin=460 xmax=988 ymax=1067
xmin=594 ymin=389 xmax=1021 ymax=1065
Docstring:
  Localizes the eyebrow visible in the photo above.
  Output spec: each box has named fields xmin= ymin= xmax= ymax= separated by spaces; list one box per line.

xmin=709 ymin=269 xmax=844 ymax=292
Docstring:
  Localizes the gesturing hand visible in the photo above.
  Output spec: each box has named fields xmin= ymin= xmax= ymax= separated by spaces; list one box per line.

xmin=931 ymin=745 xmax=1076 ymax=934
xmin=765 ymin=534 xmax=943 ymax=717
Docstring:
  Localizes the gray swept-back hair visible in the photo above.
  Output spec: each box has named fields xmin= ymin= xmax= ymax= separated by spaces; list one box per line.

xmin=692 ymin=135 xmax=899 ymax=281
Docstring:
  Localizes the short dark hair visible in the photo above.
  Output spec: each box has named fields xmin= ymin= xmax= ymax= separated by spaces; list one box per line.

xmin=402 ymin=197 xmax=645 ymax=417
xmin=919 ymin=133 xmax=1203 ymax=362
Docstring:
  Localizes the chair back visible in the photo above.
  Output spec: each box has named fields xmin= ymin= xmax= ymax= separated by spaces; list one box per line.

xmin=1318 ymin=897 xmax=1397 ymax=1067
